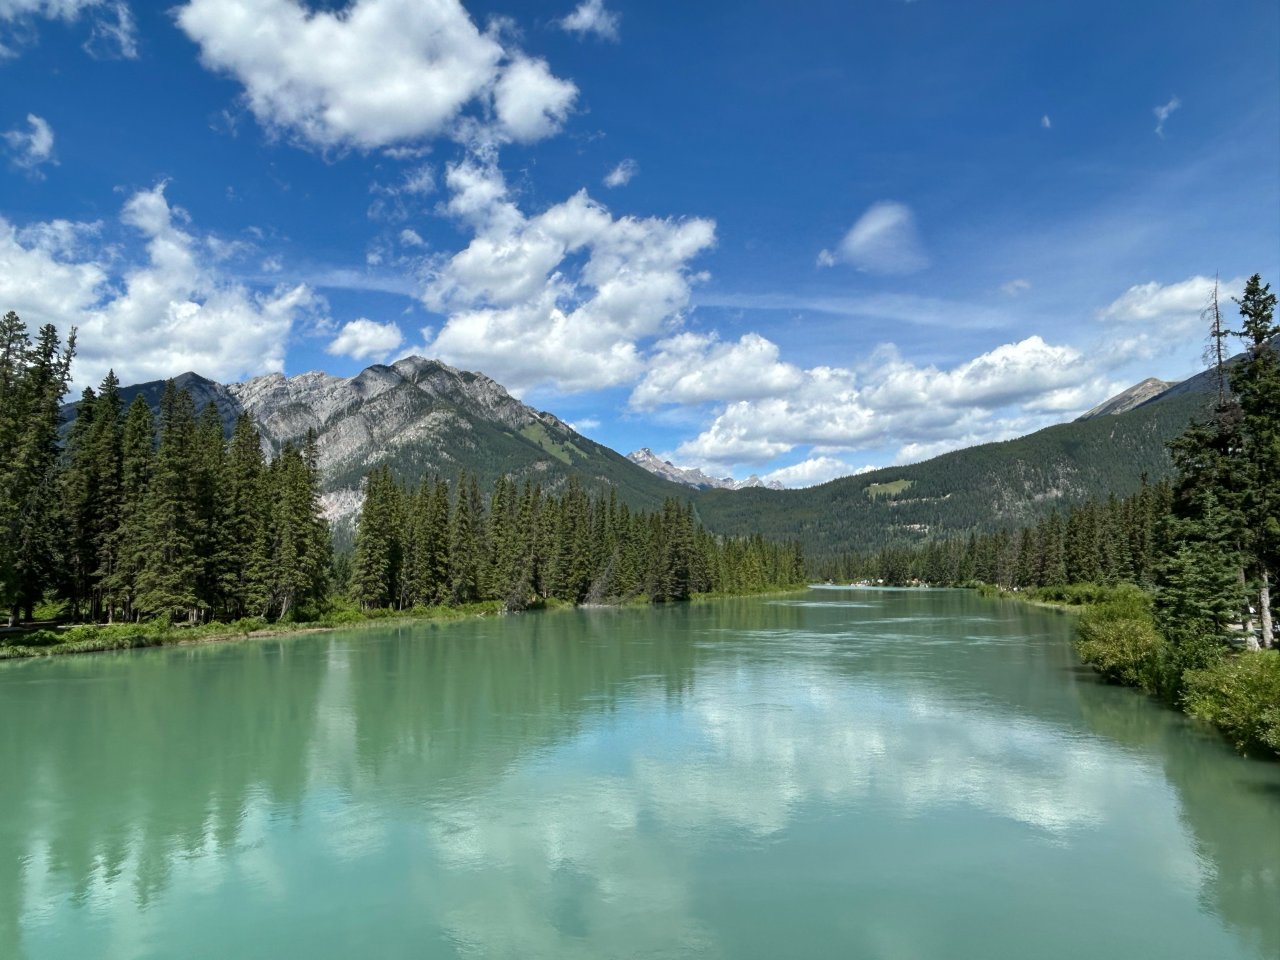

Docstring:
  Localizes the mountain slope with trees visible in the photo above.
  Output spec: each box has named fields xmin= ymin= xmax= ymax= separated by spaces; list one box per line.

xmin=60 ymin=330 xmax=1240 ymax=566
xmin=692 ymin=389 xmax=1210 ymax=565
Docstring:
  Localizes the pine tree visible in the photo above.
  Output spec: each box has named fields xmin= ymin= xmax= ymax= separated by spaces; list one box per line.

xmin=193 ymin=403 xmax=227 ymax=618
xmin=104 ymin=395 xmax=155 ymax=621
xmin=62 ymin=386 xmax=99 ymax=619
xmin=136 ymin=383 xmax=200 ymax=622
xmin=218 ymin=414 xmax=267 ymax=618
xmin=3 ymin=321 xmax=75 ymax=623
xmin=350 ymin=466 xmax=400 ymax=609
xmin=1230 ymin=274 xmax=1279 ymax=648
xmin=88 ymin=372 xmax=124 ymax=621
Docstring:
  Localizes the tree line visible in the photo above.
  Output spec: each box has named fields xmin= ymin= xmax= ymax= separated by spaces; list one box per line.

xmin=347 ymin=467 xmax=805 ymax=611
xmin=828 ymin=479 xmax=1172 ymax=593
xmin=1 ymin=310 xmax=804 ymax=631
xmin=848 ymin=276 xmax=1278 ymax=654
xmin=1 ymin=312 xmax=329 ymax=627
xmin=849 ymin=277 xmax=1277 ymax=659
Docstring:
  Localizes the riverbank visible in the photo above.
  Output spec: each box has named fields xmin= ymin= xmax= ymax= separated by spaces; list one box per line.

xmin=975 ymin=581 xmax=1279 ymax=759
xmin=0 ymin=601 xmax=510 ymax=661
xmin=0 ymin=584 xmax=812 ymax=662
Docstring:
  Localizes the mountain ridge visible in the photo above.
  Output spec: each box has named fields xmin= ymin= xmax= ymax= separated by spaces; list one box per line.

xmin=626 ymin=448 xmax=784 ymax=491
xmin=74 ymin=350 xmax=1230 ymax=560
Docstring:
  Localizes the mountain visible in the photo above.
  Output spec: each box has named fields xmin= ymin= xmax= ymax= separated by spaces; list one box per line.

xmin=77 ymin=357 xmax=694 ymax=535
xmin=1076 ymin=377 xmax=1177 ymax=420
xmin=690 ymin=385 xmax=1214 ymax=566
xmin=626 ymin=448 xmax=784 ymax=490
xmin=81 ymin=348 xmax=1236 ymax=562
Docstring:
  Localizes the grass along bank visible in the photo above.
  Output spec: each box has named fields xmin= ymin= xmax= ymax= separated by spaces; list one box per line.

xmin=0 ymin=600 xmax=509 ymax=660
xmin=0 ymin=585 xmax=809 ymax=661
xmin=981 ymin=581 xmax=1279 ymax=758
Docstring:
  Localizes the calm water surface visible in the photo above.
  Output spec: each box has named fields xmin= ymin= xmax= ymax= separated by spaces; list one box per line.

xmin=2 ymin=588 xmax=1278 ymax=959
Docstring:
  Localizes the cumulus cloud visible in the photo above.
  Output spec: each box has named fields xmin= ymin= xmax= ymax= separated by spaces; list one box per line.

xmin=603 ymin=158 xmax=637 ymax=188
xmin=761 ymin=456 xmax=868 ymax=489
xmin=558 ymin=0 xmax=619 ymax=41
xmin=674 ymin=335 xmax=1105 ymax=469
xmin=1095 ymin=274 xmax=1246 ymax=366
xmin=1098 ymin=274 xmax=1244 ymax=332
xmin=0 ymin=182 xmax=326 ymax=387
xmin=817 ymin=201 xmax=928 ymax=274
xmin=327 ymin=317 xmax=404 ymax=361
xmin=175 ymin=0 xmax=577 ymax=150
xmin=3 ymin=113 xmax=55 ymax=173
xmin=491 ymin=55 xmax=577 ymax=143
xmin=1153 ymin=96 xmax=1180 ymax=137
xmin=420 ymin=153 xmax=715 ymax=393
xmin=631 ymin=331 xmax=804 ymax=409
xmin=0 ymin=0 xmax=136 ymax=58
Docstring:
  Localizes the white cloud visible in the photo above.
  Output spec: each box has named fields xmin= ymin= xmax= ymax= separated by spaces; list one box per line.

xmin=401 ymin=164 xmax=436 ymax=194
xmin=603 ymin=158 xmax=637 ymax=188
xmin=631 ymin=331 xmax=804 ymax=409
xmin=3 ymin=113 xmax=55 ymax=173
xmin=0 ymin=0 xmax=136 ymax=58
xmin=175 ymin=0 xmax=577 ymax=150
xmin=1001 ymin=278 xmax=1031 ymax=296
xmin=491 ymin=55 xmax=578 ymax=143
xmin=326 ymin=317 xmax=404 ymax=362
xmin=675 ymin=335 xmax=1103 ymax=468
xmin=1097 ymin=274 xmax=1243 ymax=332
xmin=1153 ymin=96 xmax=1180 ymax=137
xmin=0 ymin=183 xmax=327 ymax=387
xmin=1041 ymin=114 xmax=1051 ymax=129
xmin=421 ymin=153 xmax=715 ymax=393
xmin=761 ymin=456 xmax=868 ymax=489
xmin=1095 ymin=274 xmax=1246 ymax=367
xmin=558 ymin=0 xmax=619 ymax=41
xmin=83 ymin=1 xmax=135 ymax=58
xmin=817 ymin=201 xmax=929 ymax=274
xmin=399 ymin=228 xmax=426 ymax=248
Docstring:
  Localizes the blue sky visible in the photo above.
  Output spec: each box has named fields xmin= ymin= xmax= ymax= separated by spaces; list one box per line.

xmin=2 ymin=0 xmax=1277 ymax=486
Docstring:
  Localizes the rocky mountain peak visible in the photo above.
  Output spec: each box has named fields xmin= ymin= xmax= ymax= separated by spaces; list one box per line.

xmin=1077 ymin=377 xmax=1178 ymax=421
xmin=626 ymin=449 xmax=784 ymax=491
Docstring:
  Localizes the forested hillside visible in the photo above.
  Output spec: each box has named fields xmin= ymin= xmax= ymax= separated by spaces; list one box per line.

xmin=693 ymin=390 xmax=1209 ymax=564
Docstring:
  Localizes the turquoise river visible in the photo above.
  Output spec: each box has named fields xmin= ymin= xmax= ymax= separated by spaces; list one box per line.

xmin=2 ymin=587 xmax=1278 ymax=959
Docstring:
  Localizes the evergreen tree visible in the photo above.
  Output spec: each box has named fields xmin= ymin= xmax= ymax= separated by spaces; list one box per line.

xmin=2 ymin=321 xmax=75 ymax=623
xmin=220 ymin=414 xmax=268 ymax=619
xmin=1230 ymin=274 xmax=1279 ymax=648
xmin=104 ymin=395 xmax=155 ymax=621
xmin=350 ymin=466 xmax=400 ymax=610
xmin=88 ymin=372 xmax=124 ymax=621
xmin=62 ymin=385 xmax=99 ymax=619
xmin=136 ymin=383 xmax=200 ymax=622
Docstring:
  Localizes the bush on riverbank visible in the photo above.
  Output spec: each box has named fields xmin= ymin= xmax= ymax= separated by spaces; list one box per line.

xmin=1049 ymin=581 xmax=1278 ymax=759
xmin=1184 ymin=652 xmax=1280 ymax=756
xmin=1074 ymin=589 xmax=1169 ymax=692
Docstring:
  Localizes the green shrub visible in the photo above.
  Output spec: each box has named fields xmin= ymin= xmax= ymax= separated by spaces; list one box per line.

xmin=1029 ymin=582 xmax=1149 ymax=607
xmin=1184 ymin=652 xmax=1280 ymax=756
xmin=1075 ymin=600 xmax=1167 ymax=693
xmin=11 ymin=629 xmax=62 ymax=647
xmin=227 ymin=617 xmax=269 ymax=635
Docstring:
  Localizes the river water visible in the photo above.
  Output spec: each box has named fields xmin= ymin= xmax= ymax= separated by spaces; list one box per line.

xmin=2 ymin=587 xmax=1277 ymax=959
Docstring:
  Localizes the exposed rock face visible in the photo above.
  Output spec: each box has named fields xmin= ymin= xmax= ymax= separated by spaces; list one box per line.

xmin=1076 ymin=378 xmax=1178 ymax=420
xmin=223 ymin=357 xmax=587 ymax=521
xmin=86 ymin=356 xmax=688 ymax=535
xmin=80 ymin=355 xmax=795 ymax=537
xmin=626 ymin=448 xmax=784 ymax=490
